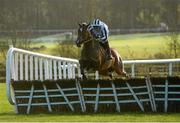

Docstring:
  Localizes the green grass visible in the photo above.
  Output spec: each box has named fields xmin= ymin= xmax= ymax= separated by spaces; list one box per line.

xmin=32 ymin=33 xmax=180 ymax=59
xmin=0 ymin=83 xmax=14 ymax=113
xmin=0 ymin=83 xmax=180 ymax=122
xmin=32 ymin=42 xmax=58 ymax=55
xmin=109 ymin=33 xmax=171 ymax=59
xmin=0 ymin=112 xmax=180 ymax=122
xmin=1 ymin=33 xmax=179 ymax=59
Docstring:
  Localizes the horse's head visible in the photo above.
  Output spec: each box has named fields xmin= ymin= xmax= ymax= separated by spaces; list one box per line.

xmin=75 ymin=22 xmax=91 ymax=47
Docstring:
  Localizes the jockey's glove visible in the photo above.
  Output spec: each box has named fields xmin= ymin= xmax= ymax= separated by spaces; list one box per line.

xmin=95 ymin=37 xmax=102 ymax=42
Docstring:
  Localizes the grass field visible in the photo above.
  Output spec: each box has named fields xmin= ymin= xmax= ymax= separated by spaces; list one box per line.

xmin=32 ymin=33 xmax=179 ymax=59
xmin=0 ymin=83 xmax=180 ymax=122
xmin=0 ymin=33 xmax=180 ymax=122
xmin=109 ymin=33 xmax=170 ymax=59
xmin=0 ymin=33 xmax=179 ymax=60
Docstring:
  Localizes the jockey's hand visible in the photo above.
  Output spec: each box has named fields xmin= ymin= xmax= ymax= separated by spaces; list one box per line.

xmin=76 ymin=43 xmax=81 ymax=47
xmin=91 ymin=30 xmax=99 ymax=39
xmin=96 ymin=37 xmax=102 ymax=42
xmin=95 ymin=34 xmax=101 ymax=39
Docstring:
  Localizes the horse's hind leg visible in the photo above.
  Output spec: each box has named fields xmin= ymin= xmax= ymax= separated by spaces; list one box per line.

xmin=115 ymin=57 xmax=129 ymax=78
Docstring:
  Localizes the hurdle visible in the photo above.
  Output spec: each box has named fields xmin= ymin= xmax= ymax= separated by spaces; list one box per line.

xmin=6 ymin=47 xmax=180 ymax=113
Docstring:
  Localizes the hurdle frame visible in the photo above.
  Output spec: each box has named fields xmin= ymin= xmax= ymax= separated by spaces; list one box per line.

xmin=6 ymin=47 xmax=180 ymax=113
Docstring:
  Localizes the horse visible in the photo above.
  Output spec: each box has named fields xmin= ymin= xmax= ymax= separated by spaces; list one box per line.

xmin=75 ymin=23 xmax=128 ymax=79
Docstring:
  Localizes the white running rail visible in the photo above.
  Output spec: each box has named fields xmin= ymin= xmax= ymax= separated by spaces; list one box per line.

xmin=6 ymin=47 xmax=80 ymax=105
xmin=6 ymin=47 xmax=180 ymax=105
xmin=123 ymin=59 xmax=180 ymax=77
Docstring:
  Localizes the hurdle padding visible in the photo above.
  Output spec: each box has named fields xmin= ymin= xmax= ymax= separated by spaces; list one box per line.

xmin=12 ymin=80 xmax=84 ymax=114
xmin=150 ymin=77 xmax=180 ymax=112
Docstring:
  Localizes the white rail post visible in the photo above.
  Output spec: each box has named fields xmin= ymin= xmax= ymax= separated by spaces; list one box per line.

xmin=67 ymin=62 xmax=71 ymax=79
xmin=131 ymin=63 xmax=135 ymax=78
xmin=11 ymin=53 xmax=15 ymax=80
xmin=77 ymin=64 xmax=81 ymax=79
xmin=58 ymin=61 xmax=62 ymax=79
xmin=63 ymin=61 xmax=66 ymax=79
xmin=70 ymin=63 xmax=73 ymax=79
xmin=95 ymin=71 xmax=99 ymax=80
xmin=44 ymin=59 xmax=49 ymax=80
xmin=49 ymin=59 xmax=52 ymax=80
xmin=53 ymin=60 xmax=57 ymax=80
xmin=30 ymin=55 xmax=33 ymax=80
xmin=25 ymin=54 xmax=28 ymax=80
xmin=39 ymin=58 xmax=43 ymax=81
xmin=168 ymin=63 xmax=172 ymax=76
xmin=35 ymin=57 xmax=38 ymax=80
xmin=20 ymin=54 xmax=23 ymax=80
xmin=6 ymin=47 xmax=15 ymax=105
xmin=14 ymin=53 xmax=18 ymax=81
xmin=72 ymin=63 xmax=76 ymax=79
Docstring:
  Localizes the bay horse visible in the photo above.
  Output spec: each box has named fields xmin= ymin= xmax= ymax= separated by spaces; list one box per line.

xmin=75 ymin=23 xmax=128 ymax=79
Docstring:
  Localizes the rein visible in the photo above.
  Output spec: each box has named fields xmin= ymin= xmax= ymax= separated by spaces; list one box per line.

xmin=82 ymin=37 xmax=101 ymax=48
xmin=82 ymin=37 xmax=93 ymax=44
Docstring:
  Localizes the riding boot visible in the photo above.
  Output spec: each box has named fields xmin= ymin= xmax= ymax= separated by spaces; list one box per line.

xmin=101 ymin=42 xmax=113 ymax=70
xmin=101 ymin=42 xmax=113 ymax=60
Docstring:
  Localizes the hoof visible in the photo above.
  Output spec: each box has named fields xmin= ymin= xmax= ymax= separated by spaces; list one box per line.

xmin=83 ymin=75 xmax=87 ymax=80
xmin=125 ymin=74 xmax=131 ymax=80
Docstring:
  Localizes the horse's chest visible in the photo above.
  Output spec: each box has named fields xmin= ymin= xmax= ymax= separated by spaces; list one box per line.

xmin=81 ymin=47 xmax=99 ymax=61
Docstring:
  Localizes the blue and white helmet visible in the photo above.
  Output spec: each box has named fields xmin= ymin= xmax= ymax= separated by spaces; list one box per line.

xmin=91 ymin=19 xmax=101 ymax=26
xmin=88 ymin=19 xmax=109 ymax=43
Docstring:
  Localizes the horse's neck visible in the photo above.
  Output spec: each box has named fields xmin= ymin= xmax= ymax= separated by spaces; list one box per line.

xmin=82 ymin=39 xmax=100 ymax=60
xmin=83 ymin=39 xmax=99 ymax=49
xmin=82 ymin=39 xmax=105 ymax=66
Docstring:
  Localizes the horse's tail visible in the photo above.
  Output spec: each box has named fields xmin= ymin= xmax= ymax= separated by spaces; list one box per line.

xmin=111 ymin=49 xmax=126 ymax=76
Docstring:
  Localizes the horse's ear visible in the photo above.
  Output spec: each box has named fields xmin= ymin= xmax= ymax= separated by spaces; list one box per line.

xmin=87 ymin=23 xmax=90 ymax=27
xmin=79 ymin=23 xmax=82 ymax=27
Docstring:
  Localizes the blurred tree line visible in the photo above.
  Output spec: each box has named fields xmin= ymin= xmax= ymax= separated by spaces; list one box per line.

xmin=0 ymin=0 xmax=179 ymax=82
xmin=0 ymin=0 xmax=179 ymax=30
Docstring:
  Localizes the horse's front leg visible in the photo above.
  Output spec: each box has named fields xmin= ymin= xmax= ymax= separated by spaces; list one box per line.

xmin=79 ymin=60 xmax=87 ymax=80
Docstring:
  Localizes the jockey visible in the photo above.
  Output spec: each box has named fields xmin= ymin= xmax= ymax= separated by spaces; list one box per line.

xmin=88 ymin=19 xmax=113 ymax=62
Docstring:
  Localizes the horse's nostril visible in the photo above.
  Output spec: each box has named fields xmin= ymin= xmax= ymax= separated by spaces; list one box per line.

xmin=75 ymin=39 xmax=81 ymax=47
xmin=76 ymin=39 xmax=79 ymax=43
xmin=75 ymin=38 xmax=80 ymax=44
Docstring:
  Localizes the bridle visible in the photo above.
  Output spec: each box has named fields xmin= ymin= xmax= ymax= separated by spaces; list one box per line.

xmin=77 ymin=26 xmax=94 ymax=45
